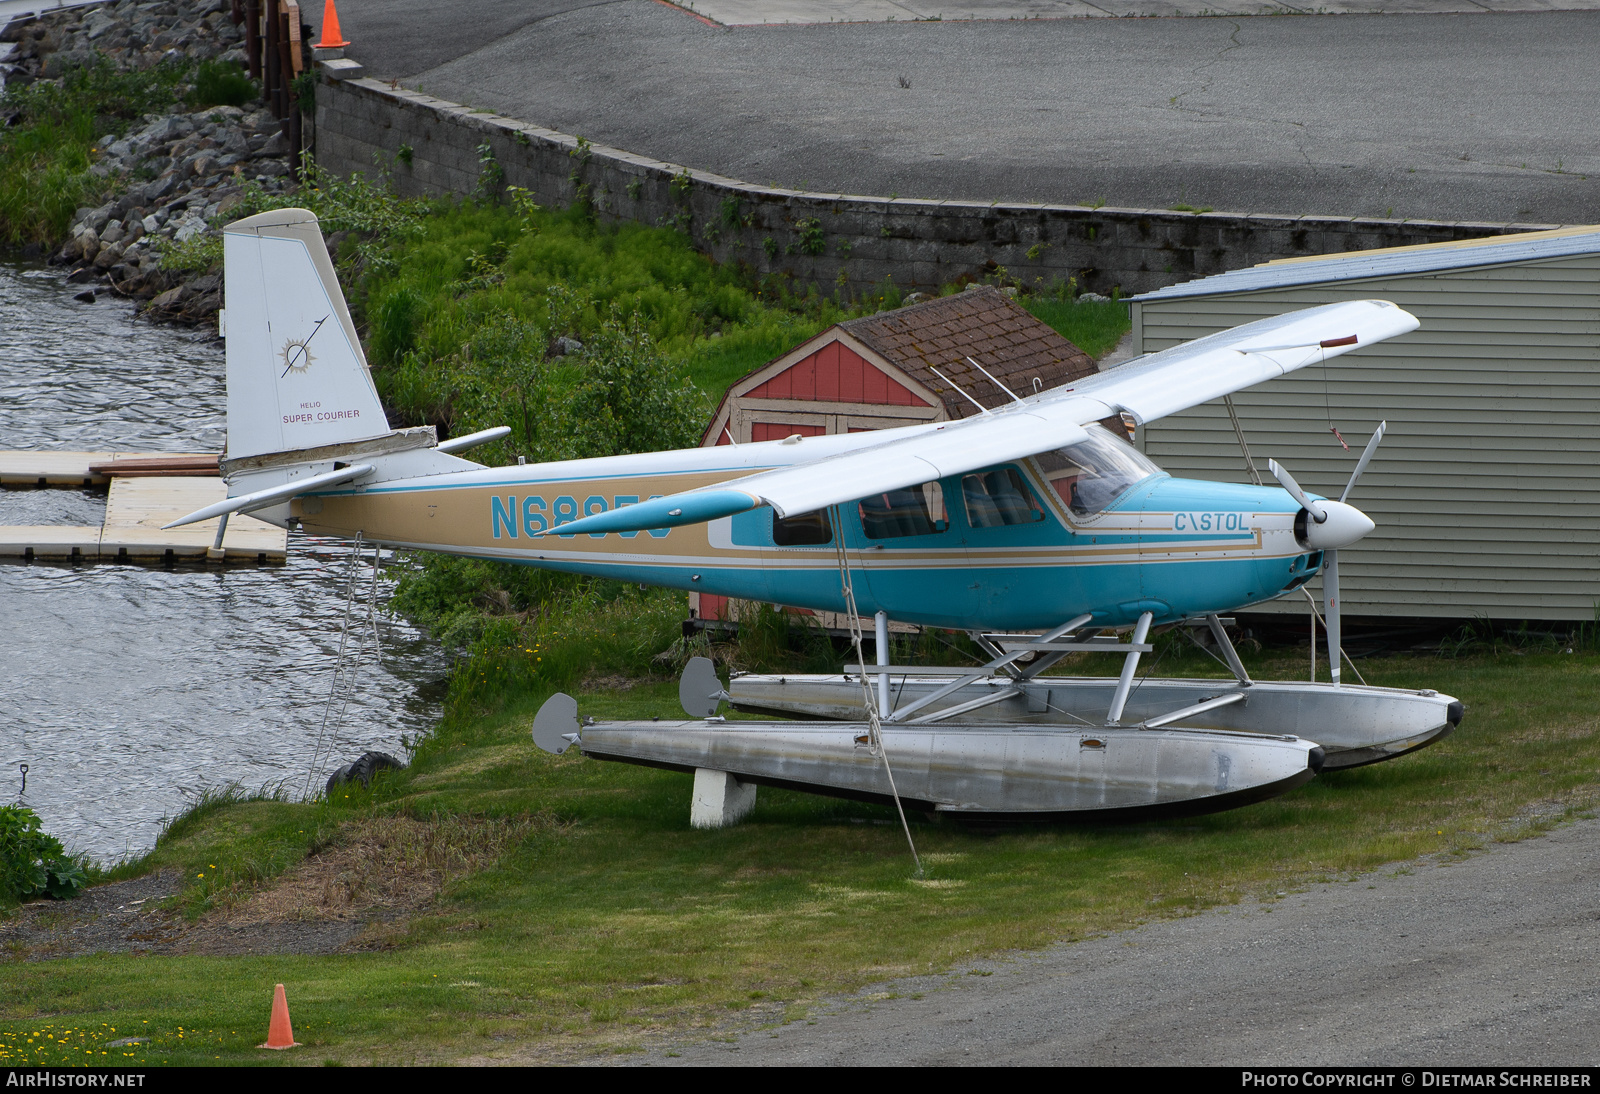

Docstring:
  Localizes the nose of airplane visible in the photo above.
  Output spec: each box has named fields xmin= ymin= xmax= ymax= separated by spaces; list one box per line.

xmin=1296 ymin=500 xmax=1375 ymax=551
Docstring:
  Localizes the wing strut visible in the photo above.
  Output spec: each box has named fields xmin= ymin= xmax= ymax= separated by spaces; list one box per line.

xmin=830 ymin=508 xmax=923 ymax=878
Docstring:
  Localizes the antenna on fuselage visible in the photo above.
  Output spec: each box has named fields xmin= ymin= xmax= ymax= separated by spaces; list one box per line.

xmin=927 ymin=366 xmax=992 ymax=417
xmin=965 ymin=356 xmax=1026 ymax=405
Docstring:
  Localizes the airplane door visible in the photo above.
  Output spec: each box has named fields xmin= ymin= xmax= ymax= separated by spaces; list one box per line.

xmin=847 ymin=479 xmax=978 ymax=627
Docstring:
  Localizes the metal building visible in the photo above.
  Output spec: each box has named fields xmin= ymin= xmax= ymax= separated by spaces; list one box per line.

xmin=1129 ymin=226 xmax=1600 ymax=622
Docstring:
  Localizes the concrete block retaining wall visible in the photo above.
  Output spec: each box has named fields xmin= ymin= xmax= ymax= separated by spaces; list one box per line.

xmin=316 ymin=75 xmax=1559 ymax=296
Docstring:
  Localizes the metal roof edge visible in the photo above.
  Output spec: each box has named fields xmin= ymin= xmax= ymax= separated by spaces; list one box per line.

xmin=1131 ymin=224 xmax=1600 ymax=303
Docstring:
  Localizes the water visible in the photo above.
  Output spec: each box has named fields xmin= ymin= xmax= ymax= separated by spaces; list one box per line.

xmin=0 ymin=264 xmax=449 ymax=862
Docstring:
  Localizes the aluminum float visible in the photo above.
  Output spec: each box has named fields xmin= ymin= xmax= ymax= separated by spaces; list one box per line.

xmin=529 ymin=665 xmax=1327 ymax=824
xmin=724 ymin=673 xmax=1460 ymax=770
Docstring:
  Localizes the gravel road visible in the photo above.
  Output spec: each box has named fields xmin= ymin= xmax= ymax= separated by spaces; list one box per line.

xmin=638 ymin=816 xmax=1600 ymax=1065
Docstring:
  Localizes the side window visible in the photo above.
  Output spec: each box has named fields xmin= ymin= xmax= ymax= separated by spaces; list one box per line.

xmin=858 ymin=482 xmax=948 ymax=539
xmin=773 ymin=509 xmax=832 ymax=546
xmin=962 ymin=468 xmax=1045 ymax=528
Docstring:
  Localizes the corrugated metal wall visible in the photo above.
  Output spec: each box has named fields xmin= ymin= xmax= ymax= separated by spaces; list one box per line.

xmin=1132 ymin=255 xmax=1600 ymax=620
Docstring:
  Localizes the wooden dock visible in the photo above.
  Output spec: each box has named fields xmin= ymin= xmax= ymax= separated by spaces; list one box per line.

xmin=0 ymin=452 xmax=286 ymax=563
xmin=0 ymin=450 xmax=219 ymax=485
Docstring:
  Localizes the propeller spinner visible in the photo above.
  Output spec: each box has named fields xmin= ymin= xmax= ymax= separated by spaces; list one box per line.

xmin=1268 ymin=422 xmax=1386 ymax=686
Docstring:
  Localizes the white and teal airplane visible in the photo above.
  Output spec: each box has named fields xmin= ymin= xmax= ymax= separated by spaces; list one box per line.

xmin=170 ymin=208 xmax=1458 ymax=821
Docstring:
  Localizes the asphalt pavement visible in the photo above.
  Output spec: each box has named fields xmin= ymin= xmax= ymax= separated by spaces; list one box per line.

xmin=325 ymin=1 xmax=1600 ymax=224
xmin=639 ymin=815 xmax=1600 ymax=1065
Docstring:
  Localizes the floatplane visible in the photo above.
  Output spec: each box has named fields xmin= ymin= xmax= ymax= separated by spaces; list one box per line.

xmin=170 ymin=208 xmax=1460 ymax=826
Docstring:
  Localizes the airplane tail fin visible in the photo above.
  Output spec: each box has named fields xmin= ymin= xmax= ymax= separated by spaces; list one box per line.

xmin=166 ymin=208 xmax=495 ymax=531
xmin=220 ymin=207 xmax=392 ymax=462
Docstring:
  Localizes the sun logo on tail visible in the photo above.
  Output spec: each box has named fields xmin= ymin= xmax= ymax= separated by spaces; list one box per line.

xmin=279 ymin=316 xmax=330 ymax=378
xmin=281 ymin=337 xmax=316 ymax=375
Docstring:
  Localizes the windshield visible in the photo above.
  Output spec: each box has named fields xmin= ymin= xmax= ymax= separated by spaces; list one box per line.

xmin=1032 ymin=423 xmax=1162 ymax=515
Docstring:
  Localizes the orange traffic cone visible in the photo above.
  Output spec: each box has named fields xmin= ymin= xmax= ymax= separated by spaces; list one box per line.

xmin=258 ymin=983 xmax=302 ymax=1050
xmin=315 ymin=0 xmax=349 ymax=49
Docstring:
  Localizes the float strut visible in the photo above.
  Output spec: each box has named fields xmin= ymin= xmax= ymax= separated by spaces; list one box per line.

xmin=208 ymin=512 xmax=230 ymax=561
xmin=1106 ymin=612 xmax=1154 ymax=725
xmin=874 ymin=610 xmax=890 ymax=719
xmin=887 ymin=614 xmax=1093 ymax=723
xmin=1206 ymin=613 xmax=1252 ymax=686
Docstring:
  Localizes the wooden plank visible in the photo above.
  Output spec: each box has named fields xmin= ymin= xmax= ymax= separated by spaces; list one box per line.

xmin=99 ymin=478 xmax=287 ymax=561
xmin=0 ymin=451 xmax=117 ymax=485
xmin=0 ymin=526 xmax=101 ymax=558
xmin=0 ymin=452 xmax=218 ymax=485
xmin=87 ymin=453 xmax=219 ymax=477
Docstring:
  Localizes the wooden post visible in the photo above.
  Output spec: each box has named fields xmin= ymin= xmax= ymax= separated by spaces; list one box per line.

xmin=243 ymin=0 xmax=260 ymax=81
xmin=285 ymin=0 xmax=303 ymax=179
xmin=262 ymin=0 xmax=279 ymax=117
xmin=276 ymin=3 xmax=295 ymax=142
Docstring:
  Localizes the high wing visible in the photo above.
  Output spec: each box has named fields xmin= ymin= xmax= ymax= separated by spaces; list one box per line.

xmin=552 ymin=299 xmax=1419 ymax=536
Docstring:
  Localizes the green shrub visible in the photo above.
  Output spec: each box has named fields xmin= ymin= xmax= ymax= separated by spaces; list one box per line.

xmin=0 ymin=57 xmax=192 ymax=246
xmin=1024 ymin=294 xmax=1131 ymax=360
xmin=190 ymin=59 xmax=258 ymax=109
xmin=0 ymin=805 xmax=86 ymax=902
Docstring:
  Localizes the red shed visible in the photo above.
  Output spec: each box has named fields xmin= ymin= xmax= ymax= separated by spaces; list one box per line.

xmin=695 ymin=286 xmax=1100 ymax=624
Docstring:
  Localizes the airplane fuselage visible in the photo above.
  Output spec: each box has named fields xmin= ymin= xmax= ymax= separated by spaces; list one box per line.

xmin=291 ymin=433 xmax=1320 ymax=630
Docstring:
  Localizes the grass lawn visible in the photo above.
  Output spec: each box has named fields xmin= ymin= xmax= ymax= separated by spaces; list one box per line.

xmin=3 ymin=641 xmax=1597 ymax=1066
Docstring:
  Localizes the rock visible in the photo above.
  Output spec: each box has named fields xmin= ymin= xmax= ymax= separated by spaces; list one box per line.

xmin=73 ymin=288 xmax=96 ymax=303
xmin=1078 ymin=291 xmax=1111 ymax=303
xmin=254 ymin=130 xmax=288 ymax=157
xmin=149 ymin=285 xmax=187 ymax=309
xmin=325 ymin=751 xmax=406 ymax=795
xmin=66 ymin=266 xmax=99 ymax=284
xmin=554 ymin=336 xmax=584 ymax=357
xmin=141 ymin=174 xmax=178 ymax=202
xmin=137 ymin=114 xmax=186 ymax=144
xmin=171 ymin=217 xmax=205 ymax=243
xmin=84 ymin=9 xmax=117 ymax=39
xmin=93 ymin=241 xmax=125 ymax=269
xmin=188 ymin=273 xmax=220 ymax=295
xmin=141 ymin=214 xmax=161 ymax=233
xmin=254 ymin=159 xmax=289 ymax=179
xmin=100 ymin=220 xmax=125 ymax=245
xmin=40 ymin=48 xmax=96 ymax=77
xmin=85 ymin=203 xmax=114 ymax=232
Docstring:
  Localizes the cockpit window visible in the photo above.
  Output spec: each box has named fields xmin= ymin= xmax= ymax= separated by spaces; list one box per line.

xmin=1033 ymin=423 xmax=1161 ymax=516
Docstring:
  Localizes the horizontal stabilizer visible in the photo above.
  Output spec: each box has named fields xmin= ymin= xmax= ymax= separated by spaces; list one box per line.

xmin=438 ymin=425 xmax=512 ymax=454
xmin=162 ymin=463 xmax=373 ymax=529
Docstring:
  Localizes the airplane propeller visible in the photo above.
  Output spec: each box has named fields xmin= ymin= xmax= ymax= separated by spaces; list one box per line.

xmin=1268 ymin=422 xmax=1386 ymax=686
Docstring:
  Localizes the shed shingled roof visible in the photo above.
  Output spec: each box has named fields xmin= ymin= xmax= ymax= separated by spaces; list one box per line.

xmin=838 ymin=286 xmax=1097 ymax=419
